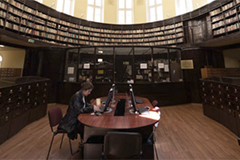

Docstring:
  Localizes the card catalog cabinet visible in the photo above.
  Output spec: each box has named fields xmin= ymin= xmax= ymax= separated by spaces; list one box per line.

xmin=201 ymin=78 xmax=240 ymax=137
xmin=0 ymin=76 xmax=50 ymax=144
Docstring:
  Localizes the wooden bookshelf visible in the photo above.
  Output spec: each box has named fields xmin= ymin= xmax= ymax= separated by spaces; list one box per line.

xmin=0 ymin=0 xmax=185 ymax=47
xmin=210 ymin=0 xmax=240 ymax=36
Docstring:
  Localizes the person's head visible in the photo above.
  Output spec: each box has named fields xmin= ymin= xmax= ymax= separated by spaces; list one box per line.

xmin=81 ymin=82 xmax=94 ymax=96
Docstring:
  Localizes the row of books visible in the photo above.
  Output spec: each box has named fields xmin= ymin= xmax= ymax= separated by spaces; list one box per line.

xmin=212 ymin=14 xmax=240 ymax=29
xmin=211 ymin=8 xmax=237 ymax=23
xmin=2 ymin=0 xmax=185 ymax=35
xmin=210 ymin=0 xmax=240 ymax=17
xmin=0 ymin=0 xmax=185 ymax=46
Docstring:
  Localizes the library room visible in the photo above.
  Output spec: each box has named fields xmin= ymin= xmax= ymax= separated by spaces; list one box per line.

xmin=0 ymin=0 xmax=240 ymax=159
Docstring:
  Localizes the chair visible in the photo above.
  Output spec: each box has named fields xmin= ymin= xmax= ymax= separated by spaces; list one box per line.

xmin=46 ymin=106 xmax=73 ymax=160
xmin=151 ymin=100 xmax=159 ymax=107
xmin=102 ymin=132 xmax=142 ymax=159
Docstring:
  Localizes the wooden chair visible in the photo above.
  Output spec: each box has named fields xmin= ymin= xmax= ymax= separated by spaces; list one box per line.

xmin=102 ymin=132 xmax=142 ymax=159
xmin=46 ymin=106 xmax=72 ymax=160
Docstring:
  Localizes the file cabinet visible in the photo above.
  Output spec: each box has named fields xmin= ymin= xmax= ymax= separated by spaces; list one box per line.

xmin=201 ymin=77 xmax=240 ymax=136
xmin=0 ymin=76 xmax=50 ymax=144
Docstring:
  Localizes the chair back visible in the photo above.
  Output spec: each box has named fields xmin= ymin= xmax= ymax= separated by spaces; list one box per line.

xmin=104 ymin=132 xmax=142 ymax=159
xmin=48 ymin=106 xmax=63 ymax=131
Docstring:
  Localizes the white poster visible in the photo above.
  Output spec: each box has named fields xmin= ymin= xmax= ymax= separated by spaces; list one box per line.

xmin=140 ymin=63 xmax=147 ymax=69
xmin=67 ymin=67 xmax=74 ymax=74
xmin=158 ymin=63 xmax=164 ymax=69
xmin=164 ymin=64 xmax=169 ymax=72
xmin=83 ymin=63 xmax=90 ymax=69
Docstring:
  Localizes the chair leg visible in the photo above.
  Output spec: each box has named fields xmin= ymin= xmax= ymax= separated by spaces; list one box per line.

xmin=69 ymin=138 xmax=73 ymax=154
xmin=59 ymin=133 xmax=65 ymax=149
xmin=46 ymin=134 xmax=55 ymax=160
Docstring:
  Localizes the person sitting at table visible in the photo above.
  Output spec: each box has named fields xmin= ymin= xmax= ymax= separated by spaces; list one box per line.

xmin=58 ymin=81 xmax=101 ymax=140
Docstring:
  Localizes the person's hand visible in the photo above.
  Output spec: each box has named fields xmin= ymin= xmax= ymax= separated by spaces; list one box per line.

xmin=94 ymin=105 xmax=101 ymax=112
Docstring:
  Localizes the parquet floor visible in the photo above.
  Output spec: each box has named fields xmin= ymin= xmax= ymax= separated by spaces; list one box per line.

xmin=0 ymin=103 xmax=240 ymax=159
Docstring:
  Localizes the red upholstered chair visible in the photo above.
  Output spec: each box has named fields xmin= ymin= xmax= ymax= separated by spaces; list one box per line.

xmin=90 ymin=98 xmax=95 ymax=103
xmin=46 ymin=106 xmax=73 ymax=160
xmin=103 ymin=132 xmax=142 ymax=159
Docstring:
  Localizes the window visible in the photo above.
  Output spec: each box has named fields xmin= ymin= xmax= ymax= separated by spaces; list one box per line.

xmin=118 ymin=0 xmax=133 ymax=24
xmin=208 ymin=0 xmax=215 ymax=3
xmin=56 ymin=0 xmax=75 ymax=16
xmin=0 ymin=55 xmax=2 ymax=68
xmin=175 ymin=0 xmax=193 ymax=16
xmin=87 ymin=0 xmax=104 ymax=22
xmin=146 ymin=0 xmax=163 ymax=22
xmin=34 ymin=0 xmax=43 ymax=3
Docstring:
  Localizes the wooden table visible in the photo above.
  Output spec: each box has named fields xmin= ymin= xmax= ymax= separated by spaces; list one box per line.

xmin=78 ymin=94 xmax=160 ymax=159
xmin=78 ymin=95 xmax=160 ymax=129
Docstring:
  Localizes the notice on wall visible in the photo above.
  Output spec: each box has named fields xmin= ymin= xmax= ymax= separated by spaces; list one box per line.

xmin=140 ymin=63 xmax=147 ymax=69
xmin=83 ymin=63 xmax=90 ymax=69
xmin=164 ymin=64 xmax=169 ymax=72
xmin=181 ymin=60 xmax=194 ymax=69
xmin=158 ymin=63 xmax=164 ymax=69
xmin=69 ymin=77 xmax=75 ymax=82
xmin=67 ymin=67 xmax=74 ymax=74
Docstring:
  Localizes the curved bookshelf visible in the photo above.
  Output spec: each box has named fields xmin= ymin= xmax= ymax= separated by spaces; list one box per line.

xmin=1 ymin=0 xmax=240 ymax=47
xmin=0 ymin=0 xmax=185 ymax=47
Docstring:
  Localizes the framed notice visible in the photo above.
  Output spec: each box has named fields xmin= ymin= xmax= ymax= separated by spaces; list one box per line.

xmin=181 ymin=60 xmax=194 ymax=69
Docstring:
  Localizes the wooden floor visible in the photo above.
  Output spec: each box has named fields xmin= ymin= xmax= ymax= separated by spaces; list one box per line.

xmin=0 ymin=103 xmax=240 ymax=159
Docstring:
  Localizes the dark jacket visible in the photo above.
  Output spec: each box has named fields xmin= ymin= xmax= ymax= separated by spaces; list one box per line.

xmin=58 ymin=90 xmax=94 ymax=140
